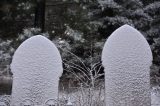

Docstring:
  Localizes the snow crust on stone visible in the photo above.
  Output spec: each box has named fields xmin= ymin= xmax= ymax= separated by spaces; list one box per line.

xmin=11 ymin=35 xmax=63 ymax=106
xmin=102 ymin=25 xmax=152 ymax=106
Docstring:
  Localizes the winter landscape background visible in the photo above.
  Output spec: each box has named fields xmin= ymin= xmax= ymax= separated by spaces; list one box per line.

xmin=0 ymin=0 xmax=160 ymax=105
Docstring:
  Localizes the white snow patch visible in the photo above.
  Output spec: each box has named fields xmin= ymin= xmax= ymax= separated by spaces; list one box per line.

xmin=102 ymin=25 xmax=152 ymax=106
xmin=151 ymin=86 xmax=160 ymax=106
xmin=11 ymin=35 xmax=63 ymax=105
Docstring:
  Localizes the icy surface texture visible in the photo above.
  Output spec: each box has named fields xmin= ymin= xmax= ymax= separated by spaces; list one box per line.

xmin=102 ymin=25 xmax=152 ymax=106
xmin=11 ymin=35 xmax=63 ymax=106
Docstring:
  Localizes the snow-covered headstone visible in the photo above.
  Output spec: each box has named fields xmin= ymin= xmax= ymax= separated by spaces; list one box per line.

xmin=102 ymin=25 xmax=152 ymax=106
xmin=11 ymin=35 xmax=63 ymax=106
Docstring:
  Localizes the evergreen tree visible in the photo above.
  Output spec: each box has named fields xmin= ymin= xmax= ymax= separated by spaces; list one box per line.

xmin=0 ymin=0 xmax=35 ymax=39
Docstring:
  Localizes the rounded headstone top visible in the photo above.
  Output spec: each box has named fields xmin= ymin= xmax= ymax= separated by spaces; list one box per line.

xmin=101 ymin=24 xmax=152 ymax=106
xmin=11 ymin=35 xmax=63 ymax=77
xmin=102 ymin=24 xmax=152 ymax=67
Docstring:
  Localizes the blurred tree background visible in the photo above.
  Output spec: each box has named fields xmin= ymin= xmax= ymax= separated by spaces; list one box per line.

xmin=0 ymin=0 xmax=160 ymax=94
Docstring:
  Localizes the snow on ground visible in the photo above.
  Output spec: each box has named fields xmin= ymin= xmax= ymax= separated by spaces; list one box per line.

xmin=58 ymin=88 xmax=105 ymax=106
xmin=0 ymin=87 xmax=160 ymax=106
xmin=151 ymin=86 xmax=160 ymax=106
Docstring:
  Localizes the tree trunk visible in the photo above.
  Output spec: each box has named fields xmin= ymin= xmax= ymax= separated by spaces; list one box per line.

xmin=0 ymin=76 xmax=12 ymax=95
xmin=34 ymin=0 xmax=46 ymax=32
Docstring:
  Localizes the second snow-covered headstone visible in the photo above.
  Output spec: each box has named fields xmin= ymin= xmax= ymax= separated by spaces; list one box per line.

xmin=11 ymin=35 xmax=63 ymax=106
xmin=102 ymin=25 xmax=152 ymax=106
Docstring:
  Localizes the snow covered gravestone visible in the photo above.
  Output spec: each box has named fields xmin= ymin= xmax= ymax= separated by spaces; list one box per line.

xmin=102 ymin=25 xmax=152 ymax=106
xmin=11 ymin=35 xmax=63 ymax=106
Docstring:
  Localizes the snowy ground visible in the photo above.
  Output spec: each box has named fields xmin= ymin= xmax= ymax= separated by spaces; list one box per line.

xmin=151 ymin=86 xmax=160 ymax=106
xmin=0 ymin=87 xmax=160 ymax=106
xmin=58 ymin=88 xmax=105 ymax=106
